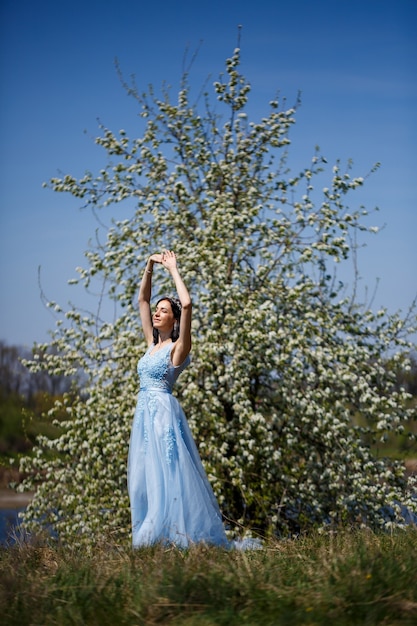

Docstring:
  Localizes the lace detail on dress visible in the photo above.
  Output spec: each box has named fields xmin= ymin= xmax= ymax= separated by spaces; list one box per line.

xmin=164 ymin=425 xmax=177 ymax=465
xmin=138 ymin=346 xmax=172 ymax=391
xmin=177 ymin=417 xmax=184 ymax=440
xmin=148 ymin=391 xmax=158 ymax=422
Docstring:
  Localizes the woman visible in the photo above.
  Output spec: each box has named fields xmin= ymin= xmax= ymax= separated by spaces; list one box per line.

xmin=127 ymin=250 xmax=229 ymax=548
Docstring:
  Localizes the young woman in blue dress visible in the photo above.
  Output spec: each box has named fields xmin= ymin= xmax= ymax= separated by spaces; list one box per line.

xmin=127 ymin=250 xmax=229 ymax=547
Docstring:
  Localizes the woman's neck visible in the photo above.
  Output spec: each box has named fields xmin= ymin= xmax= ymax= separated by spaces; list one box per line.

xmin=157 ymin=332 xmax=172 ymax=345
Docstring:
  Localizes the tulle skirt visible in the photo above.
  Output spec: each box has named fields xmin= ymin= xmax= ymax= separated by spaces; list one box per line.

xmin=127 ymin=389 xmax=229 ymax=548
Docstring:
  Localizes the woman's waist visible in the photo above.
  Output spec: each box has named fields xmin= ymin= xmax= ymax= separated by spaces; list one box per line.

xmin=139 ymin=386 xmax=172 ymax=394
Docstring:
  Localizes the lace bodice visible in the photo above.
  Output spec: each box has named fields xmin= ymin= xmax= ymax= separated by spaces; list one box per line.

xmin=138 ymin=343 xmax=190 ymax=393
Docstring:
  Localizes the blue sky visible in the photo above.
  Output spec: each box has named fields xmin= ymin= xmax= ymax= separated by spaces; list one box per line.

xmin=1 ymin=0 xmax=416 ymax=347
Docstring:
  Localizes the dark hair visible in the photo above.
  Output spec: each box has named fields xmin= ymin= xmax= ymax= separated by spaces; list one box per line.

xmin=152 ymin=297 xmax=182 ymax=344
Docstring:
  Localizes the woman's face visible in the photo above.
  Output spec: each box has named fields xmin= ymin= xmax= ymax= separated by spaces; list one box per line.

xmin=153 ymin=299 xmax=175 ymax=333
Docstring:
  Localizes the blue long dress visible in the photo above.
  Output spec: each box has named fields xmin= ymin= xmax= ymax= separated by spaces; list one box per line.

xmin=127 ymin=342 xmax=229 ymax=548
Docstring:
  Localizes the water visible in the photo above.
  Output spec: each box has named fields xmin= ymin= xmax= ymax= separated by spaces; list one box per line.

xmin=0 ymin=507 xmax=25 ymax=545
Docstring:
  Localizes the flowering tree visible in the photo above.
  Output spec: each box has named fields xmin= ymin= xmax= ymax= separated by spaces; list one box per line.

xmin=18 ymin=48 xmax=416 ymax=544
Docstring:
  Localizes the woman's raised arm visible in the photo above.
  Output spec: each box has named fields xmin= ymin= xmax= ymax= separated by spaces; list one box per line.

xmin=161 ymin=251 xmax=192 ymax=366
xmin=138 ymin=254 xmax=162 ymax=346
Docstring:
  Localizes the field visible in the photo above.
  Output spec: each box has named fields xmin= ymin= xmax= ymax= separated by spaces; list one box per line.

xmin=1 ymin=529 xmax=417 ymax=626
xmin=1 ymin=357 xmax=416 ymax=624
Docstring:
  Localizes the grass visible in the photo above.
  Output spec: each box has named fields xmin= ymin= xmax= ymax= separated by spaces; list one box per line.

xmin=1 ymin=529 xmax=417 ymax=625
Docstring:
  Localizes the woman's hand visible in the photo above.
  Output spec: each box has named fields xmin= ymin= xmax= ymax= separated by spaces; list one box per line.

xmin=149 ymin=253 xmax=163 ymax=264
xmin=161 ymin=250 xmax=178 ymax=272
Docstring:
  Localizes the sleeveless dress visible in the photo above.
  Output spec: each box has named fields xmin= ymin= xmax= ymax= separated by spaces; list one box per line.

xmin=127 ymin=342 xmax=229 ymax=548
